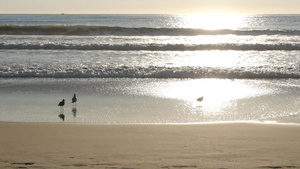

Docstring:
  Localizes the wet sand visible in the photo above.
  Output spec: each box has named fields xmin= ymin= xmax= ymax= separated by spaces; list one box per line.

xmin=1 ymin=122 xmax=300 ymax=169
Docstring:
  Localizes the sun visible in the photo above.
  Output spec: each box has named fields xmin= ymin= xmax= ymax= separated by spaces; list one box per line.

xmin=181 ymin=13 xmax=248 ymax=30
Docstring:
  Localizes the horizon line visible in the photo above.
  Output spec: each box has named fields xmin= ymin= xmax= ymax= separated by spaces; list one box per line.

xmin=1 ymin=13 xmax=300 ymax=15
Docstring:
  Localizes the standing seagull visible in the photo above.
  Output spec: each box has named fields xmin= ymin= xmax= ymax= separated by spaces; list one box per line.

xmin=71 ymin=94 xmax=77 ymax=118
xmin=72 ymin=94 xmax=77 ymax=105
xmin=58 ymin=99 xmax=65 ymax=107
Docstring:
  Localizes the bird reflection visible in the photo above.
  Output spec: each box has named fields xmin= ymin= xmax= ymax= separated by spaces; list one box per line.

xmin=72 ymin=107 xmax=77 ymax=118
xmin=59 ymin=113 xmax=65 ymax=121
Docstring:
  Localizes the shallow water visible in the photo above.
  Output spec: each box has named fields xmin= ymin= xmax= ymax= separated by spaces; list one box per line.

xmin=1 ymin=78 xmax=299 ymax=124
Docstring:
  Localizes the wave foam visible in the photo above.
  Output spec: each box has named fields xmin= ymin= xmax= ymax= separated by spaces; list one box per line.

xmin=1 ymin=65 xmax=299 ymax=79
xmin=1 ymin=43 xmax=300 ymax=51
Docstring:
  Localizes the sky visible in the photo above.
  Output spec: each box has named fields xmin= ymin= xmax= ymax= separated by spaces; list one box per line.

xmin=0 ymin=0 xmax=300 ymax=14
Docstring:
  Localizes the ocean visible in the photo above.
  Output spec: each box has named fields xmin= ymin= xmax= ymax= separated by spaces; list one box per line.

xmin=1 ymin=14 xmax=300 ymax=124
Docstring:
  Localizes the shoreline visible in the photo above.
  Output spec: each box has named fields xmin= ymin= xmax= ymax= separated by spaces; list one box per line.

xmin=1 ymin=122 xmax=300 ymax=169
xmin=1 ymin=119 xmax=300 ymax=125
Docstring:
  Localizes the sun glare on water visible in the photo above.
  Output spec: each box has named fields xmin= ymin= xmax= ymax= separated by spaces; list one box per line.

xmin=146 ymin=79 xmax=271 ymax=110
xmin=181 ymin=13 xmax=248 ymax=30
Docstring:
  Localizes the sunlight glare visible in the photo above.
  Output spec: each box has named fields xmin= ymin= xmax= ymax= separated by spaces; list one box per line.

xmin=147 ymin=79 xmax=272 ymax=113
xmin=182 ymin=13 xmax=248 ymax=30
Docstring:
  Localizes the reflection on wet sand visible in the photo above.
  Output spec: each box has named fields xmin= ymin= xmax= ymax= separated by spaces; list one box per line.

xmin=58 ymin=113 xmax=65 ymax=121
xmin=72 ymin=107 xmax=77 ymax=118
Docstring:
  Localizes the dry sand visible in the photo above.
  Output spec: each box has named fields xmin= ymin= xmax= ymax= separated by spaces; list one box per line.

xmin=1 ymin=122 xmax=300 ymax=169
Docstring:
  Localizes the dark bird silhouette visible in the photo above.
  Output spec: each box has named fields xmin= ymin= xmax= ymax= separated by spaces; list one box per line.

xmin=197 ymin=97 xmax=204 ymax=102
xmin=72 ymin=94 xmax=77 ymax=104
xmin=58 ymin=99 xmax=65 ymax=107
xmin=59 ymin=113 xmax=65 ymax=121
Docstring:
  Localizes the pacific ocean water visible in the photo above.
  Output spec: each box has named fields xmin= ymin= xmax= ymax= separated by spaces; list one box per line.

xmin=1 ymin=14 xmax=300 ymax=124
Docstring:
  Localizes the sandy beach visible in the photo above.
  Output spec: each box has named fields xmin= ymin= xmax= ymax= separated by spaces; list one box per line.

xmin=0 ymin=123 xmax=300 ymax=169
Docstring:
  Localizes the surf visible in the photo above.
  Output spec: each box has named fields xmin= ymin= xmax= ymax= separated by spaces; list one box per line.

xmin=1 ymin=43 xmax=300 ymax=51
xmin=1 ymin=65 xmax=300 ymax=79
xmin=1 ymin=25 xmax=300 ymax=36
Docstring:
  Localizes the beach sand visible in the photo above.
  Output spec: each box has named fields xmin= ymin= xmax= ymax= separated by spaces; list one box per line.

xmin=0 ymin=123 xmax=300 ymax=169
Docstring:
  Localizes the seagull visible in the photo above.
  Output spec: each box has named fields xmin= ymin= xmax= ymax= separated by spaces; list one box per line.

xmin=197 ymin=97 xmax=204 ymax=102
xmin=58 ymin=99 xmax=65 ymax=107
xmin=72 ymin=94 xmax=77 ymax=104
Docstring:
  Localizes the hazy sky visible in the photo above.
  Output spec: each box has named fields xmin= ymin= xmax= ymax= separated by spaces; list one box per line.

xmin=0 ymin=0 xmax=300 ymax=14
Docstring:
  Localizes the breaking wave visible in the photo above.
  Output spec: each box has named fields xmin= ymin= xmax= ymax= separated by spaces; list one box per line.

xmin=1 ymin=25 xmax=300 ymax=36
xmin=1 ymin=65 xmax=300 ymax=79
xmin=1 ymin=43 xmax=300 ymax=51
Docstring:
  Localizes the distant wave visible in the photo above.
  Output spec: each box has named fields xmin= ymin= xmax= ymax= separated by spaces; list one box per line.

xmin=1 ymin=43 xmax=300 ymax=51
xmin=1 ymin=25 xmax=300 ymax=36
xmin=1 ymin=65 xmax=300 ymax=79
